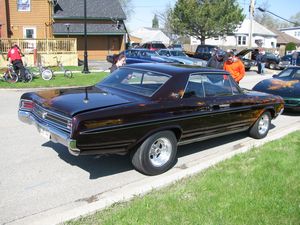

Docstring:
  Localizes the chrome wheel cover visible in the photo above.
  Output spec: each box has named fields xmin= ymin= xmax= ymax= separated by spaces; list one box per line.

xmin=258 ymin=114 xmax=270 ymax=135
xmin=149 ymin=137 xmax=172 ymax=167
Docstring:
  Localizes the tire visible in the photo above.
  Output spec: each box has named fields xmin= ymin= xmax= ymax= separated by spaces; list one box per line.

xmin=269 ymin=63 xmax=276 ymax=70
xmin=24 ymin=70 xmax=33 ymax=82
xmin=249 ymin=111 xmax=271 ymax=139
xmin=4 ymin=71 xmax=18 ymax=83
xmin=41 ymin=69 xmax=53 ymax=80
xmin=64 ymin=70 xmax=73 ymax=78
xmin=131 ymin=131 xmax=177 ymax=175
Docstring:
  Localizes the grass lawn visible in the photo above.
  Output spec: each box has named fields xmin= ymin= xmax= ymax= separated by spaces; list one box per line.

xmin=0 ymin=71 xmax=108 ymax=88
xmin=65 ymin=131 xmax=300 ymax=225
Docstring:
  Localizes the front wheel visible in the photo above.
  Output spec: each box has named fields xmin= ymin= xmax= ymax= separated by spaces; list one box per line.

xmin=131 ymin=131 xmax=177 ymax=175
xmin=64 ymin=70 xmax=73 ymax=78
xmin=249 ymin=111 xmax=271 ymax=139
xmin=4 ymin=71 xmax=18 ymax=83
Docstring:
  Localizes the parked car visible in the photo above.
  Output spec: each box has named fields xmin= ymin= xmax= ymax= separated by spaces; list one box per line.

xmin=237 ymin=49 xmax=281 ymax=70
xmin=19 ymin=63 xmax=284 ymax=175
xmin=278 ymin=52 xmax=300 ymax=69
xmin=157 ymin=49 xmax=207 ymax=66
xmin=253 ymin=66 xmax=300 ymax=111
xmin=140 ymin=41 xmax=167 ymax=51
xmin=188 ymin=44 xmax=217 ymax=61
xmin=106 ymin=49 xmax=179 ymax=65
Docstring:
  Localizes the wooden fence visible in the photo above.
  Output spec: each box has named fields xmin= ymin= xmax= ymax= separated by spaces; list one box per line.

xmin=0 ymin=38 xmax=77 ymax=54
xmin=0 ymin=38 xmax=78 ymax=66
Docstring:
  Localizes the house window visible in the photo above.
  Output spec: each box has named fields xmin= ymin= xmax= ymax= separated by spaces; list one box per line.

xmin=237 ymin=36 xmax=246 ymax=46
xmin=18 ymin=0 xmax=30 ymax=11
xmin=23 ymin=27 xmax=36 ymax=38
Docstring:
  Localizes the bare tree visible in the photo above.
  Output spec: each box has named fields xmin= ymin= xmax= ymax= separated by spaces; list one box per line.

xmin=119 ymin=0 xmax=134 ymax=19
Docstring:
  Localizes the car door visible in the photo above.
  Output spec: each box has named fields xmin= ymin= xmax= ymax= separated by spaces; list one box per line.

xmin=178 ymin=73 xmax=254 ymax=144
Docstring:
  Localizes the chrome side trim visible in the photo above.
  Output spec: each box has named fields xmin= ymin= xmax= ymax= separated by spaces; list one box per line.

xmin=18 ymin=110 xmax=80 ymax=156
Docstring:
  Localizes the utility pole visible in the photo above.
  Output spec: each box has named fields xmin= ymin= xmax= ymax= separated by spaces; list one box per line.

xmin=249 ymin=0 xmax=255 ymax=48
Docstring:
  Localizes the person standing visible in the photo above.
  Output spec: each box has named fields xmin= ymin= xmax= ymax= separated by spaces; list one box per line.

xmin=110 ymin=53 xmax=126 ymax=73
xmin=7 ymin=43 xmax=26 ymax=81
xmin=207 ymin=50 xmax=227 ymax=69
xmin=223 ymin=52 xmax=245 ymax=84
xmin=292 ymin=50 xmax=299 ymax=66
xmin=256 ymin=49 xmax=267 ymax=74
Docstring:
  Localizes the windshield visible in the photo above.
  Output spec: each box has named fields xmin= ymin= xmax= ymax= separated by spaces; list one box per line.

xmin=99 ymin=68 xmax=171 ymax=97
xmin=170 ymin=51 xmax=186 ymax=57
xmin=140 ymin=50 xmax=159 ymax=57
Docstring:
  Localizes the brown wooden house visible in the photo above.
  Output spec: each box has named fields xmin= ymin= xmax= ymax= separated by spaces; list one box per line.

xmin=0 ymin=0 xmax=127 ymax=60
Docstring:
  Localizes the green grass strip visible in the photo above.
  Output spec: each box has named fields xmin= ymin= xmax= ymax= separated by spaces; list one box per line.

xmin=0 ymin=72 xmax=108 ymax=88
xmin=65 ymin=131 xmax=300 ymax=225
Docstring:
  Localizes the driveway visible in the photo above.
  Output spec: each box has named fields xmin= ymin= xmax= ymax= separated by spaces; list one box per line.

xmin=0 ymin=69 xmax=299 ymax=225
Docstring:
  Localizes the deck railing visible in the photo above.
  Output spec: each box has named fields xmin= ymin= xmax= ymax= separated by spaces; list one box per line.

xmin=0 ymin=38 xmax=77 ymax=54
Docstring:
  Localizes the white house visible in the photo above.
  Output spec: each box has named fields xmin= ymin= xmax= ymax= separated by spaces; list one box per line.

xmin=130 ymin=27 xmax=170 ymax=45
xmin=279 ymin=26 xmax=300 ymax=41
xmin=191 ymin=19 xmax=277 ymax=49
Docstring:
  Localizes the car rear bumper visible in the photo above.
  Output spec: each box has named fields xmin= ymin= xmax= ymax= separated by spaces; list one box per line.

xmin=18 ymin=110 xmax=81 ymax=156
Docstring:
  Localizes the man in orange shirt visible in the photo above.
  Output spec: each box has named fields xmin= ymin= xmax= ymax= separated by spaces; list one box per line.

xmin=223 ymin=52 xmax=245 ymax=84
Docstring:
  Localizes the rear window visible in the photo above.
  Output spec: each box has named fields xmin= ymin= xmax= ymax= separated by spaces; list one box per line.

xmin=100 ymin=68 xmax=170 ymax=97
xmin=152 ymin=43 xmax=166 ymax=49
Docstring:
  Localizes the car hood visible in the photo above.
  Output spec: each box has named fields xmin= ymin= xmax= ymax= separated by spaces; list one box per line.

xmin=252 ymin=78 xmax=300 ymax=98
xmin=23 ymin=86 xmax=135 ymax=116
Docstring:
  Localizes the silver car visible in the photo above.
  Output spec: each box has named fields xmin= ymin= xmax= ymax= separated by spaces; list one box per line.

xmin=158 ymin=49 xmax=207 ymax=67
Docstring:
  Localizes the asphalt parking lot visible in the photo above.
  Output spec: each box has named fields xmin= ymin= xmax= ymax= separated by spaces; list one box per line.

xmin=0 ymin=66 xmax=299 ymax=225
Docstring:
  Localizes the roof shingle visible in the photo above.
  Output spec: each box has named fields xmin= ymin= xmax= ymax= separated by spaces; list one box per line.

xmin=53 ymin=0 xmax=126 ymax=20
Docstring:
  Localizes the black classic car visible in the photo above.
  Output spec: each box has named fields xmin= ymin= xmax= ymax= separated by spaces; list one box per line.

xmin=18 ymin=63 xmax=284 ymax=175
xmin=253 ymin=66 xmax=300 ymax=110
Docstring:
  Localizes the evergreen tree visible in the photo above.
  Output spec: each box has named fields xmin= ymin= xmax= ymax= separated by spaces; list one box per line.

xmin=152 ymin=14 xmax=159 ymax=28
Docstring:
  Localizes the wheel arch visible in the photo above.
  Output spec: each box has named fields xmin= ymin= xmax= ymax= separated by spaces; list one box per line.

xmin=129 ymin=125 xmax=183 ymax=154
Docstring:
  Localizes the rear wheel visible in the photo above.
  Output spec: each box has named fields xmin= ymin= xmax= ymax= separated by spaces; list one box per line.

xmin=269 ymin=63 xmax=276 ymax=70
xmin=64 ymin=70 xmax=73 ymax=78
xmin=4 ymin=71 xmax=18 ymax=83
xmin=249 ymin=111 xmax=271 ymax=139
xmin=24 ymin=70 xmax=33 ymax=82
xmin=131 ymin=131 xmax=177 ymax=175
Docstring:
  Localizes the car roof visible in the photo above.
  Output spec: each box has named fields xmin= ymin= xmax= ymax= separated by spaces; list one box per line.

xmin=123 ymin=63 xmax=226 ymax=76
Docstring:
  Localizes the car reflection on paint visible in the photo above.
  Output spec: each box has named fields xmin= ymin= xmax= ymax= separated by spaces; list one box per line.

xmin=18 ymin=63 xmax=284 ymax=175
xmin=253 ymin=66 xmax=300 ymax=111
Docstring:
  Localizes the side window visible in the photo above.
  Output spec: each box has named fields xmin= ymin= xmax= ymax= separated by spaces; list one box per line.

xmin=278 ymin=68 xmax=294 ymax=78
xmin=203 ymin=74 xmax=234 ymax=97
xmin=184 ymin=74 xmax=204 ymax=98
xmin=293 ymin=69 xmax=300 ymax=79
xmin=159 ymin=50 xmax=167 ymax=56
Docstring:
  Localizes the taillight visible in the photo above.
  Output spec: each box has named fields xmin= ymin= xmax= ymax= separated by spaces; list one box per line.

xmin=20 ymin=100 xmax=35 ymax=111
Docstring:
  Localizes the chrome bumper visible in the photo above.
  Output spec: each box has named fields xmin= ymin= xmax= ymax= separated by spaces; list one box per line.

xmin=18 ymin=110 xmax=80 ymax=156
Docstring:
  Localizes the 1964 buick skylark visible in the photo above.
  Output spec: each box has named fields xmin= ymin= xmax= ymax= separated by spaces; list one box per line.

xmin=18 ymin=63 xmax=284 ymax=175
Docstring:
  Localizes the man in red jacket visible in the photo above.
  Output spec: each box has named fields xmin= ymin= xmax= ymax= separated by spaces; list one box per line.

xmin=7 ymin=43 xmax=26 ymax=81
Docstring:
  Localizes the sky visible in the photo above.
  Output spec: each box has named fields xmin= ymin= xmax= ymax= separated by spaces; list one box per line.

xmin=126 ymin=0 xmax=300 ymax=31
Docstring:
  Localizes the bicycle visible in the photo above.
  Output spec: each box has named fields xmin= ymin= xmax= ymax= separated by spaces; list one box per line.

xmin=54 ymin=56 xmax=73 ymax=78
xmin=30 ymin=63 xmax=53 ymax=81
xmin=1 ymin=63 xmax=33 ymax=83
xmin=1 ymin=64 xmax=18 ymax=83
